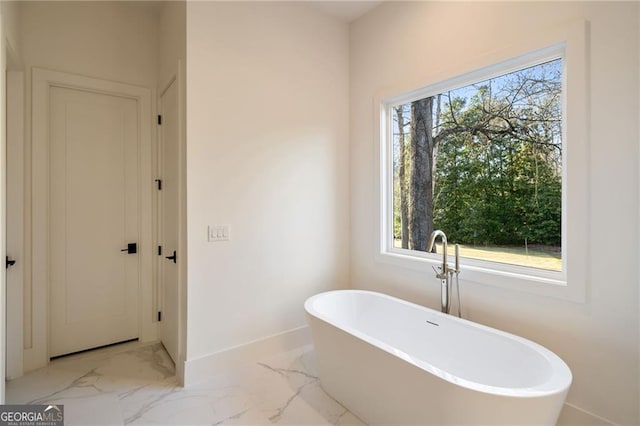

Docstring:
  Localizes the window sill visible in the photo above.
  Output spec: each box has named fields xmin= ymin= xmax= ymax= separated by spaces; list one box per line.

xmin=375 ymin=249 xmax=585 ymax=303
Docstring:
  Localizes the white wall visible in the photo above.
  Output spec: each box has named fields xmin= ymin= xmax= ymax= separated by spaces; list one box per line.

xmin=21 ymin=1 xmax=159 ymax=88
xmin=185 ymin=1 xmax=349 ymax=366
xmin=19 ymin=1 xmax=161 ymax=370
xmin=349 ymin=2 xmax=638 ymax=425
xmin=159 ymin=1 xmax=185 ymax=87
xmin=2 ymin=1 xmax=20 ymax=59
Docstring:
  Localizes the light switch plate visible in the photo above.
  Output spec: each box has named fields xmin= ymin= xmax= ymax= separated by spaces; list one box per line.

xmin=208 ymin=225 xmax=230 ymax=242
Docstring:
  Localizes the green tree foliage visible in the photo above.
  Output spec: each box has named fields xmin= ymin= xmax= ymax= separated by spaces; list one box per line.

xmin=393 ymin=59 xmax=562 ymax=248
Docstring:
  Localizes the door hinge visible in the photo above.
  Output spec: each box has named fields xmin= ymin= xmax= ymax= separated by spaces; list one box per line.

xmin=157 ymin=311 xmax=162 ymax=321
xmin=158 ymin=245 xmax=162 ymax=256
xmin=157 ymin=115 xmax=162 ymax=125
xmin=155 ymin=179 xmax=162 ymax=190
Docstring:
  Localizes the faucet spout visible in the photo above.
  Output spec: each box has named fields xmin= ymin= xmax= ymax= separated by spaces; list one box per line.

xmin=427 ymin=230 xmax=447 ymax=274
xmin=428 ymin=230 xmax=450 ymax=313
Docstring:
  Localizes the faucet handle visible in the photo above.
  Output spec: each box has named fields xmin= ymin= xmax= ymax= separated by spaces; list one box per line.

xmin=432 ymin=265 xmax=447 ymax=279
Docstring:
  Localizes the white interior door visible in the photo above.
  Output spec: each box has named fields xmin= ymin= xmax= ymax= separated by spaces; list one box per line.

xmin=158 ymin=79 xmax=179 ymax=363
xmin=49 ymin=86 xmax=140 ymax=358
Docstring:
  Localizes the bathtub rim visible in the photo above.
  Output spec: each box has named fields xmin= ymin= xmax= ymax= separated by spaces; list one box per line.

xmin=305 ymin=289 xmax=572 ymax=398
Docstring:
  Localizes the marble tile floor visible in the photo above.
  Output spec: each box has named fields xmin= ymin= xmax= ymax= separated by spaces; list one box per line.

xmin=7 ymin=341 xmax=365 ymax=426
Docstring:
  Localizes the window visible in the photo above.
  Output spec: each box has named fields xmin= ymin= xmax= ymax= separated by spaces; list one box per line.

xmin=377 ymin=28 xmax=589 ymax=301
xmin=390 ymin=58 xmax=563 ymax=272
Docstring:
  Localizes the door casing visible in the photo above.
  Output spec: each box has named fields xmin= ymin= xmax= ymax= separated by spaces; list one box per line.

xmin=6 ymin=69 xmax=24 ymax=379
xmin=27 ymin=68 xmax=156 ymax=371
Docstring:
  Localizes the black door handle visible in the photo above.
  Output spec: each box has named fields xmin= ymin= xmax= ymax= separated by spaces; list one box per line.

xmin=121 ymin=243 xmax=137 ymax=254
xmin=165 ymin=251 xmax=177 ymax=264
xmin=5 ymin=256 xmax=16 ymax=269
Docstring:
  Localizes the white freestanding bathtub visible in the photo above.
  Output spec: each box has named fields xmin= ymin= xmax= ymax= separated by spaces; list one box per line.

xmin=305 ymin=290 xmax=572 ymax=425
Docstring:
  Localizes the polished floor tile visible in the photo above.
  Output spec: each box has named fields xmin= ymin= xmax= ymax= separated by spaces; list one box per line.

xmin=7 ymin=342 xmax=365 ymax=426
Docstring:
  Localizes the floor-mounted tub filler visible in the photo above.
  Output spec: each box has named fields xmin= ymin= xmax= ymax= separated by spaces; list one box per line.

xmin=305 ymin=290 xmax=572 ymax=425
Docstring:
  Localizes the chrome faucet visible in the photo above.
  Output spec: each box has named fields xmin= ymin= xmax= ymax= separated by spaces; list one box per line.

xmin=427 ymin=230 xmax=459 ymax=314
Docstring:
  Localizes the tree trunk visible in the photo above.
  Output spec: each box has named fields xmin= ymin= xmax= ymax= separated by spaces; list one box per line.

xmin=395 ymin=106 xmax=409 ymax=249
xmin=432 ymin=94 xmax=442 ymax=207
xmin=408 ymin=97 xmax=435 ymax=251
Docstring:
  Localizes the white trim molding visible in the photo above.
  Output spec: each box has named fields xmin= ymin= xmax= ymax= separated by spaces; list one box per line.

xmin=558 ymin=402 xmax=618 ymax=426
xmin=26 ymin=67 xmax=156 ymax=371
xmin=6 ymin=69 xmax=25 ymax=380
xmin=183 ymin=326 xmax=311 ymax=387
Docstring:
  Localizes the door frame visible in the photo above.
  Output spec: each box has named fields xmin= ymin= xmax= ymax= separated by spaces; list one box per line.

xmin=6 ymin=67 xmax=24 ymax=380
xmin=27 ymin=68 xmax=156 ymax=371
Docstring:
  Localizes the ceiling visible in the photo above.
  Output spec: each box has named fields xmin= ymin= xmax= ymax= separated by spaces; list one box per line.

xmin=308 ymin=1 xmax=384 ymax=23
xmin=114 ymin=0 xmax=383 ymax=24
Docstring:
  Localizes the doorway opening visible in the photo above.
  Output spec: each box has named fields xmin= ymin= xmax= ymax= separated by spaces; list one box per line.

xmin=25 ymin=68 xmax=156 ymax=371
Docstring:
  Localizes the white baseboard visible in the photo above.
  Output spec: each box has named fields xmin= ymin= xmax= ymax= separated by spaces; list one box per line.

xmin=558 ymin=402 xmax=617 ymax=426
xmin=182 ymin=325 xmax=310 ymax=387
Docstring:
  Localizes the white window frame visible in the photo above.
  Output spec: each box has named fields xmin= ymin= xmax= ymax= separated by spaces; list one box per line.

xmin=375 ymin=21 xmax=589 ymax=302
